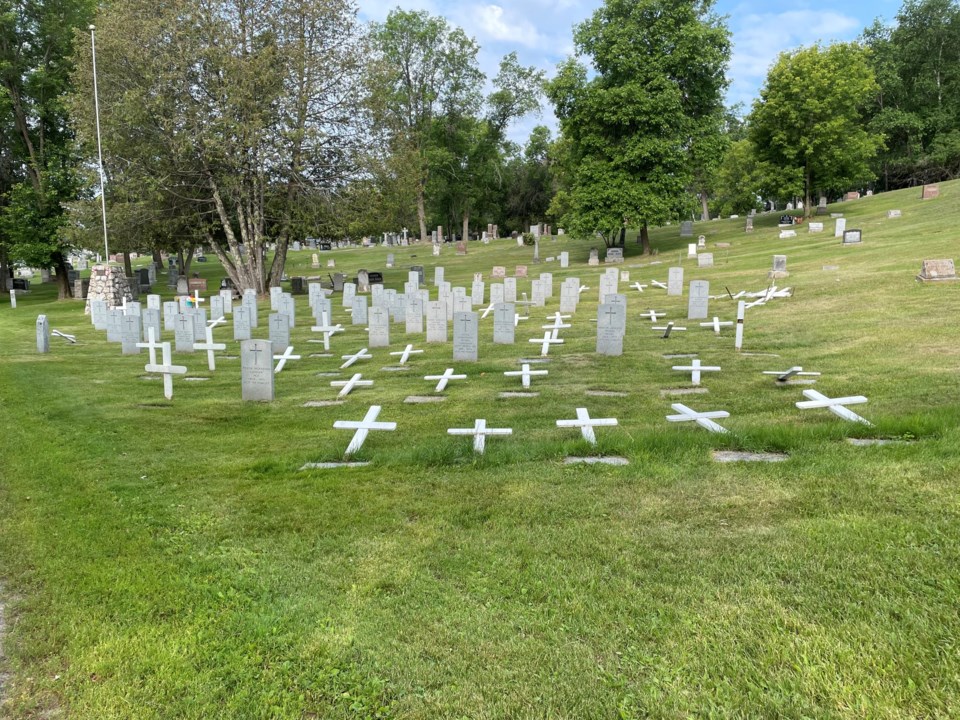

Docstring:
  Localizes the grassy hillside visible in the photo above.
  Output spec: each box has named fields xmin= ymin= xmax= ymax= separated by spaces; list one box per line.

xmin=1 ymin=182 xmax=959 ymax=718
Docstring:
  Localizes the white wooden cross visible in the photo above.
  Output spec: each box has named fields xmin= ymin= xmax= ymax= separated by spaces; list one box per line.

xmin=640 ymin=309 xmax=665 ymax=322
xmin=193 ymin=324 xmax=226 ymax=371
xmin=389 ymin=344 xmax=423 ymax=365
xmin=762 ymin=366 xmax=821 ymax=383
xmin=545 ymin=312 xmax=571 ymax=323
xmin=650 ymin=280 xmax=668 ymax=290
xmin=666 ymin=403 xmax=729 ymax=433
xmin=143 ymin=341 xmax=187 ymax=400
xmin=514 ymin=312 xmax=529 ymax=327
xmin=340 ymin=347 xmax=372 ymax=369
xmin=700 ymin=317 xmax=733 ymax=334
xmin=136 ymin=326 xmax=164 ymax=366
xmin=795 ymin=389 xmax=872 ymax=425
xmin=189 ymin=289 xmax=204 ymax=310
xmin=652 ymin=322 xmax=686 ymax=338
xmin=424 ymin=367 xmax=467 ymax=392
xmin=480 ymin=302 xmax=496 ymax=319
xmin=330 ymin=372 xmax=373 ymax=398
xmin=273 ymin=346 xmax=301 ymax=373
xmin=556 ymin=407 xmax=618 ymax=445
xmin=52 ymin=329 xmax=77 ymax=343
xmin=333 ymin=405 xmax=397 ymax=457
xmin=530 ymin=331 xmax=564 ymax=356
xmin=578 ymin=284 xmax=589 ymax=295
xmin=447 ymin=419 xmax=512 ymax=454
xmin=311 ymin=311 xmax=344 ymax=351
xmin=541 ymin=318 xmax=571 ymax=333
xmin=672 ymin=358 xmax=720 ymax=385
xmin=504 ymin=363 xmax=548 ymax=388
xmin=631 ymin=282 xmax=648 ymax=293
xmin=207 ymin=315 xmax=227 ymax=329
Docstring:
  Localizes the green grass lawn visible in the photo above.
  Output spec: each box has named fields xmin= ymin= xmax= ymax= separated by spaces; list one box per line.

xmin=2 ymin=184 xmax=960 ymax=718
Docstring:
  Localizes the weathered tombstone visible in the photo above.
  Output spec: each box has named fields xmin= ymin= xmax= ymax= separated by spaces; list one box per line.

xmin=667 ymin=267 xmax=684 ymax=296
xmin=174 ymin=313 xmax=195 ymax=352
xmin=452 ymin=311 xmax=479 ymax=361
xmin=312 ymin=253 xmax=320 ymax=269
xmin=605 ymin=248 xmax=623 ymax=264
xmin=680 ymin=221 xmax=693 ymax=237
xmin=368 ymin=306 xmax=390 ymax=348
xmin=121 ymin=314 xmax=142 ymax=355
xmin=36 ymin=315 xmax=50 ymax=353
xmin=817 ymin=196 xmax=828 ymax=215
xmin=588 ymin=248 xmax=599 ymax=266
xmin=351 ymin=295 xmax=369 ymax=325
xmin=687 ymin=280 xmax=710 ymax=320
xmin=770 ymin=255 xmax=789 ymax=279
xmin=503 ymin=277 xmax=517 ymax=303
xmin=917 ymin=258 xmax=958 ymax=282
xmin=887 ymin=209 xmax=902 ymax=219
xmin=269 ymin=313 xmax=291 ymax=353
xmin=176 ymin=276 xmax=189 ymax=295
xmin=845 ymin=191 xmax=860 ymax=201
xmin=596 ymin=303 xmax=626 ymax=356
xmin=342 ymin=282 xmax=356 ymax=308
xmin=697 ymin=235 xmax=706 ymax=249
xmin=233 ymin=305 xmax=252 ymax=341
xmin=697 ymin=253 xmax=714 ymax=268
xmin=426 ymin=301 xmax=447 ymax=343
xmin=162 ymin=301 xmax=178 ymax=331
xmin=515 ymin=265 xmax=528 ymax=278
xmin=241 ymin=339 xmax=275 ymax=402
xmin=219 ymin=289 xmax=233 ymax=315
xmin=357 ymin=269 xmax=370 ymax=293
xmin=745 ymin=217 xmax=754 ymax=233
xmin=456 ymin=241 xmax=467 ymax=256
xmin=808 ymin=222 xmax=824 ymax=233
xmin=834 ymin=217 xmax=847 ymax=238
xmin=492 ymin=265 xmax=506 ymax=279
xmin=559 ymin=252 xmax=569 ymax=268
xmin=842 ymin=229 xmax=862 ymax=245
xmin=921 ymin=184 xmax=939 ymax=199
xmin=493 ymin=303 xmax=516 ymax=344
xmin=386 ymin=253 xmax=395 ymax=268
xmin=146 ymin=294 xmax=161 ymax=311
xmin=124 ymin=301 xmax=142 ymax=317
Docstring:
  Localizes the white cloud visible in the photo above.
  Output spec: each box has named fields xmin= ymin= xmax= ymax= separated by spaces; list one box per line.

xmin=467 ymin=3 xmax=547 ymax=47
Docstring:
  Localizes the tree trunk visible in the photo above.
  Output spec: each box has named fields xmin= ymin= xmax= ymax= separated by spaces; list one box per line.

xmin=122 ymin=252 xmax=133 ymax=278
xmin=182 ymin=245 xmax=195 ymax=278
xmin=640 ymin=222 xmax=651 ymax=255
xmin=462 ymin=211 xmax=469 ymax=243
xmin=268 ymin=240 xmax=289 ymax=289
xmin=152 ymin=248 xmax=163 ymax=267
xmin=700 ymin=193 xmax=710 ymax=222
xmin=417 ymin=187 xmax=427 ymax=242
xmin=0 ymin=246 xmax=8 ymax=292
xmin=804 ymin=167 xmax=813 ymax=219
xmin=53 ymin=250 xmax=72 ymax=300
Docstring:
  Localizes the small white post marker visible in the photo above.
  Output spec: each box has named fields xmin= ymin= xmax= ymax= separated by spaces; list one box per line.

xmin=671 ymin=358 xmax=720 ymax=385
xmin=340 ymin=347 xmax=372 ymax=369
xmin=330 ymin=372 xmax=373 ymax=398
xmin=447 ymin=419 xmax=512 ymax=454
xmin=143 ymin=341 xmax=187 ymax=400
xmin=530 ymin=332 xmax=564 ymax=356
xmin=653 ymin=322 xmax=686 ymax=338
xmin=665 ymin=403 xmax=730 ymax=433
xmin=311 ymin=311 xmax=343 ymax=351
xmin=700 ymin=317 xmax=733 ymax=334
xmin=424 ymin=368 xmax=467 ymax=392
xmin=9 ymin=289 xmax=16 ymax=308
xmin=390 ymin=344 xmax=423 ymax=365
xmin=762 ymin=367 xmax=821 ymax=383
xmin=734 ymin=300 xmax=746 ymax=351
xmin=273 ymin=346 xmax=301 ymax=373
xmin=193 ymin=324 xmax=226 ymax=371
xmin=795 ymin=389 xmax=872 ymax=425
xmin=333 ymin=405 xmax=397 ymax=457
xmin=556 ymin=407 xmax=618 ymax=445
xmin=504 ymin=363 xmax=548 ymax=388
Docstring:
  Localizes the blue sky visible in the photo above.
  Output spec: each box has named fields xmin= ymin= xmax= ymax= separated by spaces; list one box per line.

xmin=358 ymin=0 xmax=906 ymax=145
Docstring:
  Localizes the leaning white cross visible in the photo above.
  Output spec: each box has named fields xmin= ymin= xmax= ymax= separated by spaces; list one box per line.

xmin=136 ymin=326 xmax=164 ymax=366
xmin=514 ymin=313 xmax=529 ymax=327
xmin=530 ymin=332 xmax=564 ymax=356
xmin=545 ymin=312 xmax=571 ymax=323
xmin=504 ymin=363 xmax=548 ymax=388
xmin=340 ymin=347 xmax=372 ymax=369
xmin=556 ymin=407 xmax=618 ymax=445
xmin=143 ymin=341 xmax=187 ymax=400
xmin=541 ymin=319 xmax=571 ymax=332
xmin=672 ymin=358 xmax=720 ymax=385
xmin=653 ymin=322 xmax=686 ymax=338
xmin=795 ymin=389 xmax=872 ymax=425
xmin=763 ymin=366 xmax=821 ymax=383
xmin=640 ymin=309 xmax=665 ymax=322
xmin=577 ymin=285 xmax=589 ymax=295
xmin=331 ymin=372 xmax=373 ymax=398
xmin=193 ymin=324 xmax=227 ymax=371
xmin=650 ymin=280 xmax=668 ymax=290
xmin=333 ymin=405 xmax=397 ymax=457
xmin=390 ymin=344 xmax=423 ymax=365
xmin=207 ymin=315 xmax=227 ymax=329
xmin=631 ymin=282 xmax=648 ymax=293
xmin=311 ymin=311 xmax=344 ymax=351
xmin=424 ymin=368 xmax=467 ymax=392
xmin=480 ymin=303 xmax=496 ymax=319
xmin=273 ymin=346 xmax=301 ymax=373
xmin=52 ymin=330 xmax=77 ymax=343
xmin=700 ymin=317 xmax=733 ymax=334
xmin=666 ymin=403 xmax=730 ymax=433
xmin=447 ymin=419 xmax=512 ymax=454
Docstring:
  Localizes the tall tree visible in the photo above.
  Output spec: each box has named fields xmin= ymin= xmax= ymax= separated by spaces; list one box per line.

xmin=0 ymin=0 xmax=94 ymax=297
xmin=71 ymin=0 xmax=363 ymax=293
xmin=545 ymin=0 xmax=730 ymax=253
xmin=750 ymin=43 xmax=883 ymax=215
xmin=366 ymin=10 xmax=483 ymax=242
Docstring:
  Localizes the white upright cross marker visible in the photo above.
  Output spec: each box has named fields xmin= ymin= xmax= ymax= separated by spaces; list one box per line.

xmin=652 ymin=322 xmax=686 ymax=338
xmin=340 ymin=347 xmax=372 ymax=369
xmin=193 ymin=324 xmax=226 ymax=371
xmin=641 ymin=309 xmax=665 ymax=322
xmin=795 ymin=389 xmax=872 ymax=425
xmin=424 ymin=368 xmax=467 ymax=392
xmin=671 ymin=358 xmax=721 ymax=385
xmin=700 ymin=317 xmax=733 ymax=334
xmin=136 ymin=326 xmax=163 ymax=366
xmin=143 ymin=341 xmax=187 ymax=400
xmin=311 ymin=311 xmax=343 ymax=351
xmin=333 ymin=405 xmax=397 ymax=457
xmin=330 ymin=373 xmax=373 ymax=398
xmin=666 ymin=403 xmax=730 ymax=433
xmin=556 ymin=407 xmax=618 ymax=444
xmin=447 ymin=419 xmax=513 ymax=454
xmin=762 ymin=367 xmax=821 ymax=383
xmin=530 ymin=332 xmax=564 ymax=356
xmin=390 ymin=344 xmax=423 ymax=365
xmin=504 ymin=363 xmax=548 ymax=388
xmin=273 ymin=346 xmax=301 ymax=373
xmin=631 ymin=282 xmax=648 ymax=292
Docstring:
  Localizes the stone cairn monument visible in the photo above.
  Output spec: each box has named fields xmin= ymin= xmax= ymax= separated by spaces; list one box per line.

xmin=84 ymin=264 xmax=133 ymax=314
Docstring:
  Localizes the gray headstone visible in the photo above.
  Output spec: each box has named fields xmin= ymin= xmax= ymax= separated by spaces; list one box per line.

xmin=434 ymin=267 xmax=444 ymax=287
xmin=493 ymin=303 xmax=515 ymax=344
xmin=174 ymin=313 xmax=196 ymax=352
xmin=667 ymin=267 xmax=684 ymax=296
xmin=342 ymin=282 xmax=356 ymax=307
xmin=471 ymin=280 xmax=485 ymax=306
xmin=490 ymin=283 xmax=504 ymax=306
xmin=90 ymin=299 xmax=108 ymax=330
xmin=106 ymin=309 xmax=124 ymax=343
xmin=368 ymin=306 xmax=390 ymax=347
xmin=124 ymin=301 xmax=141 ymax=317
xmin=687 ymin=280 xmax=710 ymax=320
xmin=835 ymin=217 xmax=847 ymax=238
xmin=270 ymin=286 xmax=283 ymax=311
xmin=241 ymin=339 xmax=275 ymax=402
xmin=219 ymin=289 xmax=233 ymax=315
xmin=588 ymin=248 xmax=599 ymax=266
xmin=531 ymin=279 xmax=546 ymax=307
xmin=426 ymin=301 xmax=447 ymax=343
xmin=842 ymin=229 xmax=862 ymax=244
xmin=278 ymin=294 xmax=296 ymax=328
xmin=190 ymin=308 xmax=207 ymax=337
xmin=121 ymin=314 xmax=142 ymax=355
xmin=452 ymin=311 xmax=478 ymax=361
xmin=242 ymin=290 xmax=258 ymax=327
xmin=146 ymin=294 xmax=161 ymax=311
xmin=697 ymin=253 xmax=714 ymax=268
xmin=163 ymin=301 xmax=178 ymax=331
xmin=503 ymin=277 xmax=517 ymax=303
xmin=596 ymin=303 xmax=626 ymax=356
xmin=559 ymin=251 xmax=569 ymax=268
xmin=269 ymin=313 xmax=291 ymax=353
xmin=210 ymin=295 xmax=224 ymax=321
xmin=406 ymin=296 xmax=424 ymax=334
xmin=176 ymin=276 xmax=189 ymax=294
xmin=142 ymin=308 xmax=161 ymax=341
xmin=233 ymin=306 xmax=252 ymax=341
xmin=36 ymin=314 xmax=50 ymax=353
xmin=540 ymin=272 xmax=554 ymax=298
xmin=680 ymin=221 xmax=693 ymax=237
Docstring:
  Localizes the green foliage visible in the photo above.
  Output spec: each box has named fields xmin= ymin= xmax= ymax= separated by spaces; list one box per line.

xmin=546 ymin=0 xmax=730 ymax=250
xmin=750 ymin=43 xmax=883 ymax=213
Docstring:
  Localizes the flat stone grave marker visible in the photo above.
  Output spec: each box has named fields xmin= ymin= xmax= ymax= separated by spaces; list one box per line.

xmin=887 ymin=209 xmax=901 ymax=219
xmin=667 ymin=267 xmax=684 ymax=296
xmin=808 ymin=222 xmax=824 ymax=233
xmin=452 ymin=311 xmax=479 ymax=361
xmin=334 ymin=405 xmax=396 ymax=457
xmin=36 ymin=314 xmax=50 ymax=353
xmin=779 ymin=229 xmax=797 ymax=239
xmin=672 ymin=358 xmax=720 ymax=385
xmin=917 ymin=259 xmax=958 ymax=282
xmin=425 ymin=367 xmax=466 ymax=392
xmin=448 ymin=419 xmax=512 ymax=454
xmin=796 ymin=389 xmax=872 ymax=425
xmin=687 ymin=280 xmax=709 ymax=319
xmin=269 ymin=313 xmax=291 ymax=353
xmin=697 ymin=253 xmax=714 ymax=268
xmin=666 ymin=403 xmax=729 ymax=433
xmin=241 ymin=339 xmax=275 ymax=401
xmin=556 ymin=408 xmax=618 ymax=445
xmin=842 ymin=229 xmax=862 ymax=245
xmin=921 ymin=184 xmax=939 ymax=199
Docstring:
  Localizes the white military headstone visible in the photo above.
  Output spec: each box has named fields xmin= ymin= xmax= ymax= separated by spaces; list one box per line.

xmin=667 ymin=267 xmax=684 ymax=296
xmin=687 ymin=280 xmax=709 ymax=320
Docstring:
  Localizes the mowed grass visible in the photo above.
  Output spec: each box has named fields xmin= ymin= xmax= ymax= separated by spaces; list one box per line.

xmin=1 ymin=184 xmax=960 ymax=718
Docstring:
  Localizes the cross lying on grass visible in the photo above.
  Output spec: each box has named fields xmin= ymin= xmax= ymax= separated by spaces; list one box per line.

xmin=52 ymin=329 xmax=77 ymax=343
xmin=640 ymin=309 xmax=665 ymax=322
xmin=795 ymin=389 xmax=872 ymax=425
xmin=529 ymin=332 xmax=564 ymax=356
xmin=447 ymin=419 xmax=512 ymax=454
xmin=631 ymin=282 xmax=648 ymax=292
xmin=699 ymin=317 xmax=733 ymax=334
xmin=672 ymin=358 xmax=720 ymax=385
xmin=424 ymin=368 xmax=467 ymax=392
xmin=331 ymin=373 xmax=373 ymax=398
xmin=556 ymin=408 xmax=618 ymax=445
xmin=273 ymin=346 xmax=301 ymax=373
xmin=504 ymin=363 xmax=548 ymax=388
xmin=762 ymin=367 xmax=821 ymax=383
xmin=665 ymin=403 xmax=730 ymax=433
xmin=340 ymin=347 xmax=372 ymax=369
xmin=333 ymin=405 xmax=397 ymax=457
xmin=514 ymin=313 xmax=529 ymax=327
xmin=653 ymin=322 xmax=686 ymax=338
xmin=650 ymin=280 xmax=668 ymax=290
xmin=389 ymin=344 xmax=423 ymax=365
